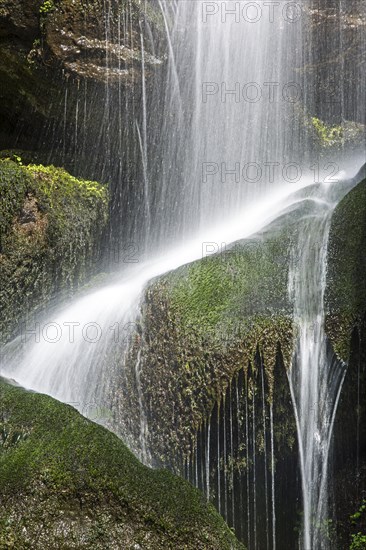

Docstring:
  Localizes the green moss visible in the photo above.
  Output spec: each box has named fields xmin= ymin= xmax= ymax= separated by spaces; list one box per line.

xmin=0 ymin=378 xmax=243 ymax=549
xmin=325 ymin=178 xmax=366 ymax=360
xmin=0 ymin=160 xmax=31 ymax=239
xmin=298 ymin=109 xmax=365 ymax=153
xmin=114 ymin=228 xmax=296 ymax=466
xmin=26 ymin=163 xmax=108 ymax=204
xmin=167 ymin=237 xmax=291 ymax=341
xmin=0 ymin=159 xmax=108 ymax=343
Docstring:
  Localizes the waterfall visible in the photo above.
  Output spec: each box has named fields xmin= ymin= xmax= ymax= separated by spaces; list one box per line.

xmin=135 ymin=349 xmax=150 ymax=465
xmin=245 ymin=371 xmax=251 ymax=548
xmin=0 ymin=180 xmax=317 ymax=430
xmin=261 ymin=356 xmax=270 ymax=550
xmin=288 ymin=189 xmax=347 ymax=550
xmin=0 ymin=0 xmax=365 ymax=548
xmin=150 ymin=0 xmax=305 ymax=247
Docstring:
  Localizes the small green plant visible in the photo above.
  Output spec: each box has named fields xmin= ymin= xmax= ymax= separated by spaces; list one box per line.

xmin=350 ymin=500 xmax=366 ymax=549
xmin=350 ymin=532 xmax=366 ymax=549
xmin=39 ymin=0 xmax=55 ymax=16
xmin=351 ymin=501 xmax=366 ymax=523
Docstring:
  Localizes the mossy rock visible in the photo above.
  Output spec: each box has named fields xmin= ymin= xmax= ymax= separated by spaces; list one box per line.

xmin=109 ymin=221 xmax=297 ymax=467
xmin=0 ymin=159 xmax=108 ymax=343
xmin=325 ymin=177 xmax=366 ymax=360
xmin=0 ymin=378 xmax=244 ymax=549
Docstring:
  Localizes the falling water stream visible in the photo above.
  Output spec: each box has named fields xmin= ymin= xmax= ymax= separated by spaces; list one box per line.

xmin=288 ymin=188 xmax=348 ymax=550
xmin=0 ymin=0 xmax=365 ymax=548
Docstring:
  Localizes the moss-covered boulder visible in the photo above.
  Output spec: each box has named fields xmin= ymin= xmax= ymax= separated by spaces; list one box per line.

xmin=325 ymin=177 xmax=366 ymax=361
xmin=106 ymin=214 xmax=299 ymax=468
xmin=0 ymin=377 xmax=243 ymax=550
xmin=0 ymin=159 xmax=108 ymax=343
xmin=104 ymin=219 xmax=300 ymax=548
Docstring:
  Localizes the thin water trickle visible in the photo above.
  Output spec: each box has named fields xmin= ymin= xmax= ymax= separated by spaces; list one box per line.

xmin=62 ymin=80 xmax=68 ymax=164
xmin=261 ymin=362 xmax=270 ymax=550
xmin=245 ymin=371 xmax=251 ymax=550
xmin=223 ymin=399 xmax=228 ymax=521
xmin=252 ymin=378 xmax=257 ymax=550
xmin=230 ymin=392 xmax=235 ymax=530
xmin=270 ymin=404 xmax=276 ymax=550
xmin=135 ymin=349 xmax=150 ymax=465
xmin=206 ymin=420 xmax=211 ymax=501
xmin=217 ymin=405 xmax=221 ymax=515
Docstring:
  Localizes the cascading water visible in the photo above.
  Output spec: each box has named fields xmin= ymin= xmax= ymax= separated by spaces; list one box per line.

xmin=288 ymin=188 xmax=348 ymax=550
xmin=149 ymin=0 xmax=305 ymax=247
xmin=0 ymin=0 xmax=365 ymax=548
xmin=0 ymin=180 xmax=318 ymax=415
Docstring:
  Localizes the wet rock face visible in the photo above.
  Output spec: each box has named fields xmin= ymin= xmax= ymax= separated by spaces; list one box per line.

xmin=325 ymin=178 xmax=366 ymax=361
xmin=44 ymin=0 xmax=163 ymax=84
xmin=0 ymin=0 xmax=165 ymax=179
xmin=0 ymin=0 xmax=41 ymax=42
xmin=0 ymin=0 xmax=163 ymax=83
xmin=305 ymin=0 xmax=366 ymax=125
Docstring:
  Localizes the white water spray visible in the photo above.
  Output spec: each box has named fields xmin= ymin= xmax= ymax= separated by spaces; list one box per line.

xmin=0 ymin=177 xmax=319 ymax=407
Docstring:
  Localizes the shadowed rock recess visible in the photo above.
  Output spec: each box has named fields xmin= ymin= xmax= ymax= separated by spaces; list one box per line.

xmin=0 ymin=0 xmax=164 ymax=149
xmin=0 ymin=378 xmax=243 ymax=549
